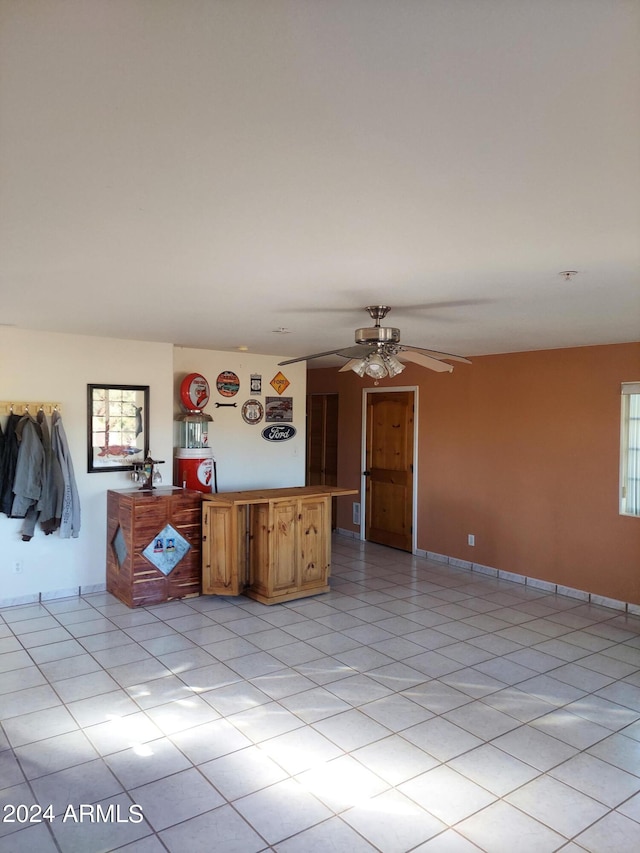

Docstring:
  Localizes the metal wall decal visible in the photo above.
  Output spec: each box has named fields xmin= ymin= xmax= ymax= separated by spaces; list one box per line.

xmin=216 ymin=371 xmax=240 ymax=397
xmin=261 ymin=424 xmax=297 ymax=442
xmin=250 ymin=374 xmax=262 ymax=394
xmin=270 ymin=371 xmax=290 ymax=395
xmin=265 ymin=396 xmax=293 ymax=422
xmin=241 ymin=399 xmax=264 ymax=424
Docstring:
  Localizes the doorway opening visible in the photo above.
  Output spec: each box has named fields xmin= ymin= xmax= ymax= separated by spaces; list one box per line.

xmin=306 ymin=393 xmax=339 ymax=528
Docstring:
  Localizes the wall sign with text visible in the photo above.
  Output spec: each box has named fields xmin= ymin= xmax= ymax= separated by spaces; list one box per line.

xmin=216 ymin=371 xmax=240 ymax=397
xmin=270 ymin=372 xmax=290 ymax=395
xmin=262 ymin=425 xmax=297 ymax=442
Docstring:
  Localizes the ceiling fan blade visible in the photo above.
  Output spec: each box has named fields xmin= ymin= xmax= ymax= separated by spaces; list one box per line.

xmin=397 ymin=350 xmax=454 ymax=373
xmin=391 ymin=299 xmax=488 ymax=313
xmin=338 ymin=359 xmax=362 ymax=373
xmin=278 ymin=347 xmax=351 ymax=365
xmin=399 ymin=345 xmax=472 ymax=364
xmin=334 ymin=344 xmax=376 ymax=359
xmin=280 ymin=298 xmax=489 ymax=315
xmin=278 ymin=344 xmax=374 ymax=365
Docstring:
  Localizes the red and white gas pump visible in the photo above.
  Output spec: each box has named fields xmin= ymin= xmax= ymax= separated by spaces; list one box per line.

xmin=175 ymin=373 xmax=217 ymax=493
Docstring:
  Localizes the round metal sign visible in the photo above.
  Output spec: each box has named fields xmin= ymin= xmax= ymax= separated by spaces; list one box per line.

xmin=241 ymin=399 xmax=264 ymax=425
xmin=216 ymin=371 xmax=240 ymax=398
xmin=180 ymin=373 xmax=210 ymax=411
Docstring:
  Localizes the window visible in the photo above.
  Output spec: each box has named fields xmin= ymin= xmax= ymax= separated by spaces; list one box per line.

xmin=620 ymin=382 xmax=640 ymax=516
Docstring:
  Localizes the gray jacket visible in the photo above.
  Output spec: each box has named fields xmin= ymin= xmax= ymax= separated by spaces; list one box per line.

xmin=11 ymin=415 xmax=45 ymax=519
xmin=51 ymin=410 xmax=81 ymax=538
xmin=16 ymin=413 xmax=65 ymax=540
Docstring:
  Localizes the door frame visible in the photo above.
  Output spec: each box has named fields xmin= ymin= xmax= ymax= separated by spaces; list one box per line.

xmin=359 ymin=385 xmax=419 ymax=553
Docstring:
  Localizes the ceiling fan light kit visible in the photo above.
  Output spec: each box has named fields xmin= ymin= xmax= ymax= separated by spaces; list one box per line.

xmin=382 ymin=353 xmax=405 ymax=377
xmin=278 ymin=305 xmax=471 ymax=382
xmin=351 ymin=350 xmax=405 ymax=381
xmin=349 ymin=350 xmax=407 ymax=381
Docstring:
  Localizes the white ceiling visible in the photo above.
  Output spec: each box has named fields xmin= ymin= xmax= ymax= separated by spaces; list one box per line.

xmin=1 ymin=0 xmax=639 ymax=366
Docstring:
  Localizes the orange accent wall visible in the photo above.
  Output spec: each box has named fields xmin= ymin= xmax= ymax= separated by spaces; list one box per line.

xmin=307 ymin=342 xmax=640 ymax=604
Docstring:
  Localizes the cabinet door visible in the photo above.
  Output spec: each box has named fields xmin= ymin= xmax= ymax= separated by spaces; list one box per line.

xmin=269 ymin=499 xmax=298 ymax=594
xmin=201 ymin=503 xmax=242 ymax=595
xmin=299 ymin=496 xmax=329 ymax=589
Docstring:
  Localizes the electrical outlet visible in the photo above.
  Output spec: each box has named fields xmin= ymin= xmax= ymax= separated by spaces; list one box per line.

xmin=13 ymin=561 xmax=23 ymax=574
xmin=353 ymin=502 xmax=361 ymax=525
xmin=468 ymin=534 xmax=475 ymax=546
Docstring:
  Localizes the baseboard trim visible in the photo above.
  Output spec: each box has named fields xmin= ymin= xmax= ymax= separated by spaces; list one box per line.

xmin=0 ymin=583 xmax=108 ymax=611
xmin=407 ymin=544 xmax=635 ymax=615
xmin=335 ymin=527 xmax=360 ymax=540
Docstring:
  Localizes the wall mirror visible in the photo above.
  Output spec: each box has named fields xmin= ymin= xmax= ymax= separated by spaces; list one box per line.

xmin=88 ymin=384 xmax=149 ymax=473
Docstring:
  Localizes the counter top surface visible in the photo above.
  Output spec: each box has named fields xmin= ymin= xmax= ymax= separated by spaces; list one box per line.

xmin=201 ymin=485 xmax=358 ymax=506
xmin=108 ymin=487 xmax=201 ymax=498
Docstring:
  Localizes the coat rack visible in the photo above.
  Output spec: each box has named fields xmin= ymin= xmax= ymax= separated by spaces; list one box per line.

xmin=0 ymin=401 xmax=62 ymax=416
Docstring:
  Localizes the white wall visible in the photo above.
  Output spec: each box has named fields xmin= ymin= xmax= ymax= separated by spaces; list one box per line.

xmin=0 ymin=329 xmax=307 ymax=606
xmin=173 ymin=348 xmax=306 ymax=491
xmin=0 ymin=327 xmax=174 ymax=605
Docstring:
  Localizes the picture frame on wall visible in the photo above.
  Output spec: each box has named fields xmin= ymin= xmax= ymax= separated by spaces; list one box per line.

xmin=87 ymin=384 xmax=149 ymax=473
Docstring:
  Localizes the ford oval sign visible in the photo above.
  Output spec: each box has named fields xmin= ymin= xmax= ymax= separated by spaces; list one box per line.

xmin=262 ymin=425 xmax=297 ymax=442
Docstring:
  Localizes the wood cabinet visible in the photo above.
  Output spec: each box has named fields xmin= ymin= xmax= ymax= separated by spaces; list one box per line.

xmin=201 ymin=485 xmax=356 ymax=605
xmin=249 ymin=493 xmax=330 ymax=603
xmin=106 ymin=487 xmax=202 ymax=607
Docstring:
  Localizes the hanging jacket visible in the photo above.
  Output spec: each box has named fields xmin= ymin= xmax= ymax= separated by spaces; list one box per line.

xmin=51 ymin=410 xmax=81 ymax=538
xmin=0 ymin=413 xmax=21 ymax=515
xmin=38 ymin=412 xmax=64 ymax=535
xmin=17 ymin=411 xmax=65 ymax=540
xmin=11 ymin=414 xmax=45 ymax=521
xmin=0 ymin=421 xmax=4 ymax=508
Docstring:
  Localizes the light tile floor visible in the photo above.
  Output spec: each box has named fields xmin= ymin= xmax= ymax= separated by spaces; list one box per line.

xmin=1 ymin=536 xmax=640 ymax=852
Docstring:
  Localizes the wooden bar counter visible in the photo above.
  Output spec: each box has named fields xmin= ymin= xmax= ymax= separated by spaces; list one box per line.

xmin=107 ymin=487 xmax=203 ymax=607
xmin=201 ymin=485 xmax=357 ymax=604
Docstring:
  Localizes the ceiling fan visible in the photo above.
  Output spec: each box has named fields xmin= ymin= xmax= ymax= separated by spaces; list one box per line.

xmin=278 ymin=305 xmax=471 ymax=380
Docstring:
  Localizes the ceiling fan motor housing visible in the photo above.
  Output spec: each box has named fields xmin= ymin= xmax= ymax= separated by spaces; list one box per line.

xmin=355 ymin=326 xmax=401 ymax=345
xmin=356 ymin=306 xmax=400 ymax=345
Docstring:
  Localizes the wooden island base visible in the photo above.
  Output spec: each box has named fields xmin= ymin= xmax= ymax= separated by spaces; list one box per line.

xmin=106 ymin=487 xmax=203 ymax=608
xmin=201 ymin=485 xmax=357 ymax=605
xmin=243 ymin=582 xmax=330 ymax=606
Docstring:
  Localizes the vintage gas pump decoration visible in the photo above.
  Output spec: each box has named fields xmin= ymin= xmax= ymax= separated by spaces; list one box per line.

xmin=175 ymin=373 xmax=217 ymax=493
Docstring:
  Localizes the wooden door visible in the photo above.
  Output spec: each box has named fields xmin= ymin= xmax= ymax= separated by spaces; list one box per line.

xmin=365 ymin=391 xmax=414 ymax=551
